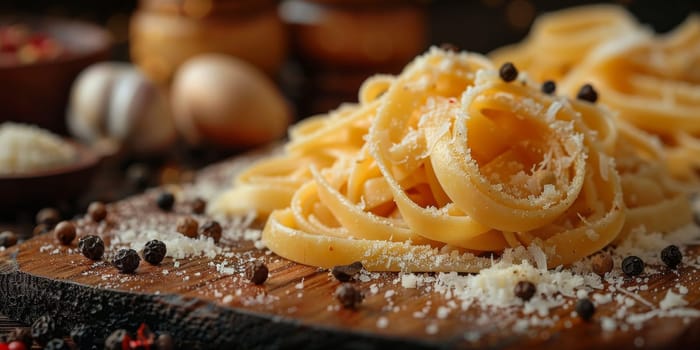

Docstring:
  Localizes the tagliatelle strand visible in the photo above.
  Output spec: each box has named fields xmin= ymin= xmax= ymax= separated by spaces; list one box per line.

xmin=559 ymin=15 xmax=700 ymax=183
xmin=489 ymin=4 xmax=640 ymax=82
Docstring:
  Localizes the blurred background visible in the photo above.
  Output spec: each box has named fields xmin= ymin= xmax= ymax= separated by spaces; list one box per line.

xmin=1 ymin=0 xmax=696 ymax=57
xmin=0 ymin=0 xmax=696 ymax=219
xmin=1 ymin=0 xmax=695 ymax=119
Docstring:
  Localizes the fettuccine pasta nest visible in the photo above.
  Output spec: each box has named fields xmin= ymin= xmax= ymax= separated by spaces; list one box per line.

xmin=211 ymin=43 xmax=693 ymax=272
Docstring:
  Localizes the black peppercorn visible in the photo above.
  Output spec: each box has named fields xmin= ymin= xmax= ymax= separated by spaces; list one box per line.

xmin=112 ymin=248 xmax=141 ymax=273
xmin=246 ymin=260 xmax=269 ymax=285
xmin=156 ymin=332 xmax=174 ymax=350
xmin=0 ymin=230 xmax=18 ymax=247
xmin=661 ymin=245 xmax=683 ymax=269
xmin=514 ymin=281 xmax=537 ymax=301
xmin=199 ymin=220 xmax=222 ymax=243
xmin=541 ymin=80 xmax=556 ymax=94
xmin=36 ymin=208 xmax=61 ymax=227
xmin=126 ymin=163 xmax=152 ymax=190
xmin=104 ymin=329 xmax=130 ymax=350
xmin=335 ymin=283 xmax=364 ymax=309
xmin=575 ymin=298 xmax=595 ymax=321
xmin=156 ymin=192 xmax=175 ymax=211
xmin=143 ymin=240 xmax=167 ymax=265
xmin=78 ymin=235 xmax=105 ymax=260
xmin=331 ymin=261 xmax=363 ymax=282
xmin=621 ymin=256 xmax=645 ymax=276
xmin=87 ymin=201 xmax=107 ymax=222
xmin=499 ymin=62 xmax=519 ymax=82
xmin=577 ymin=84 xmax=598 ymax=103
xmin=31 ymin=315 xmax=57 ymax=346
xmin=191 ymin=198 xmax=207 ymax=215
xmin=44 ymin=338 xmax=69 ymax=350
xmin=54 ymin=221 xmax=76 ymax=245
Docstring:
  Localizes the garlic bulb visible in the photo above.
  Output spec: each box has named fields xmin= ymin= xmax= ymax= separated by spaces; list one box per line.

xmin=67 ymin=62 xmax=176 ymax=155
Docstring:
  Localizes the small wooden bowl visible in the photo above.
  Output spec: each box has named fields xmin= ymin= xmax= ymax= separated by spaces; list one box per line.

xmin=0 ymin=16 xmax=112 ymax=134
xmin=0 ymin=142 xmax=100 ymax=211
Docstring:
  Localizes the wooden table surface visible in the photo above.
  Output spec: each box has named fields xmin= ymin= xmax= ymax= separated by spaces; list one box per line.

xmin=2 ymin=151 xmax=700 ymax=349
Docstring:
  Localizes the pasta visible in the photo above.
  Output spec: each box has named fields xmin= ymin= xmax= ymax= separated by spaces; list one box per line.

xmin=211 ymin=6 xmax=696 ymax=272
xmin=213 ymin=46 xmax=693 ymax=272
xmin=560 ymin=15 xmax=700 ymax=183
xmin=490 ymin=5 xmax=640 ymax=82
xmin=490 ymin=4 xmax=696 ymax=237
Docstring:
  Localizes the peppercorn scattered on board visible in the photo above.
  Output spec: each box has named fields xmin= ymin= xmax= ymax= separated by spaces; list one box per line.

xmin=1 ymin=148 xmax=700 ymax=349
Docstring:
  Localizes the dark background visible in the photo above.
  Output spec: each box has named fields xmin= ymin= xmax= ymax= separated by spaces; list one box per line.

xmin=1 ymin=0 xmax=697 ymax=60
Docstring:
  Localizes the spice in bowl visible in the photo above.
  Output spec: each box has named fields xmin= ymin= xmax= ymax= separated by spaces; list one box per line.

xmin=0 ymin=25 xmax=66 ymax=65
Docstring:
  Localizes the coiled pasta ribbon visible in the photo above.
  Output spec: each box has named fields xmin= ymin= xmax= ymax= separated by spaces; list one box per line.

xmin=215 ymin=46 xmax=692 ymax=272
xmin=232 ymin=49 xmax=633 ymax=272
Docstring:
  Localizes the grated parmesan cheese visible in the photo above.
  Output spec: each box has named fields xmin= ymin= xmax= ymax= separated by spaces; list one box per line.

xmin=113 ymin=228 xmax=221 ymax=259
xmin=659 ymin=290 xmax=688 ymax=310
xmin=0 ymin=122 xmax=77 ymax=175
xmin=376 ymin=317 xmax=389 ymax=329
xmin=392 ymin=222 xmax=700 ymax=336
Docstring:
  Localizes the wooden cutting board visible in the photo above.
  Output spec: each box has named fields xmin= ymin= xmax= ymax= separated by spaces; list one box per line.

xmin=1 ymin=150 xmax=700 ymax=349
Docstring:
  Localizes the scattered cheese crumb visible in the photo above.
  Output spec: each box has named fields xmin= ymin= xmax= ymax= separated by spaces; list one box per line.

xmin=437 ymin=306 xmax=451 ymax=319
xmin=659 ymin=290 xmax=688 ymax=310
xmin=376 ymin=317 xmax=389 ymax=329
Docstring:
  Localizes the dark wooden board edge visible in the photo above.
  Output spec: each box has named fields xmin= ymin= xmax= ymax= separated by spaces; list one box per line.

xmin=0 ymin=252 xmax=469 ymax=350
